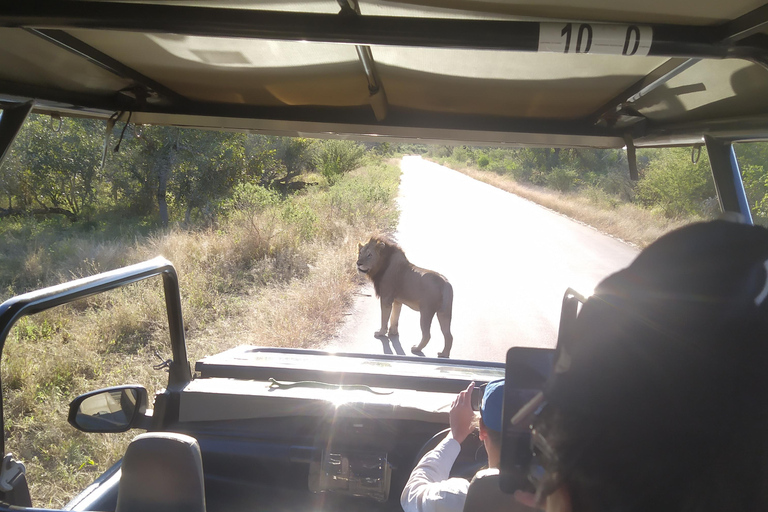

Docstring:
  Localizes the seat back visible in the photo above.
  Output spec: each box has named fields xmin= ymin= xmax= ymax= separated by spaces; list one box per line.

xmin=462 ymin=469 xmax=535 ymax=512
xmin=116 ymin=432 xmax=206 ymax=512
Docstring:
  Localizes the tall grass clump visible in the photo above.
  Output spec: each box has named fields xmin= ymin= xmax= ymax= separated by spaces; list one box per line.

xmin=0 ymin=159 xmax=399 ymax=507
xmin=315 ymin=140 xmax=365 ymax=184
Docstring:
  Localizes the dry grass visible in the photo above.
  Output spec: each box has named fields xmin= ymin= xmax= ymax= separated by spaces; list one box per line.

xmin=0 ymin=160 xmax=400 ymax=507
xmin=192 ymin=242 xmax=361 ymax=356
xmin=442 ymin=163 xmax=698 ymax=248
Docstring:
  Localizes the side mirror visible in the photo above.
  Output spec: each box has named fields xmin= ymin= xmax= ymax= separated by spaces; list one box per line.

xmin=68 ymin=386 xmax=149 ymax=433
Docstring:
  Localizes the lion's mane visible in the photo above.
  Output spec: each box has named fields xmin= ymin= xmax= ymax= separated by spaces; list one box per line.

xmin=361 ymin=237 xmax=410 ymax=297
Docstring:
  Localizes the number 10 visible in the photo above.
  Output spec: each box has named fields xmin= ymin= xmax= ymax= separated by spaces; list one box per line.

xmin=561 ymin=24 xmax=592 ymax=53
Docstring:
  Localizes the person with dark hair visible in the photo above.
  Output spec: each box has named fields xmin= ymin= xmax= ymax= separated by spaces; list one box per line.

xmin=516 ymin=220 xmax=768 ymax=512
xmin=401 ymin=379 xmax=506 ymax=512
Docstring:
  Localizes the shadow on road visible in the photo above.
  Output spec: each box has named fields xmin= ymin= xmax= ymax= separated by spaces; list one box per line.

xmin=378 ymin=334 xmax=406 ymax=356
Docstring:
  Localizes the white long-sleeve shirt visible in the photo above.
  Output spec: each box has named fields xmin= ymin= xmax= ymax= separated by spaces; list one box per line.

xmin=400 ymin=435 xmax=470 ymax=512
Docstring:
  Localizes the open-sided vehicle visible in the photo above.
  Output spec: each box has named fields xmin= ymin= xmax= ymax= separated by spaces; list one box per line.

xmin=0 ymin=0 xmax=766 ymax=511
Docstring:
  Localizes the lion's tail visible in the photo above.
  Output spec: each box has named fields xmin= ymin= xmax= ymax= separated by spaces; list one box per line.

xmin=441 ymin=282 xmax=454 ymax=315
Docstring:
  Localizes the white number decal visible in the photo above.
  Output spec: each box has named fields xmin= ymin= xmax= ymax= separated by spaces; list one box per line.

xmin=539 ymin=23 xmax=652 ymax=56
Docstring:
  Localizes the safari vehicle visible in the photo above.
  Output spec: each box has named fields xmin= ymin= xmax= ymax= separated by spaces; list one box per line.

xmin=0 ymin=0 xmax=766 ymax=512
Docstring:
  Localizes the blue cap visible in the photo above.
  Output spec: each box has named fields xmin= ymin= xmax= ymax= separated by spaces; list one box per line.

xmin=480 ymin=379 xmax=504 ymax=432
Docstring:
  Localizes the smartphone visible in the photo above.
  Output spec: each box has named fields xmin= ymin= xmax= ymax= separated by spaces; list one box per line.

xmin=499 ymin=288 xmax=586 ymax=494
xmin=498 ymin=346 xmax=554 ymax=494
xmin=470 ymin=383 xmax=487 ymax=411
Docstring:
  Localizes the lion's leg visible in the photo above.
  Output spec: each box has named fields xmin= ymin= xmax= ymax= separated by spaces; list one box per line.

xmin=411 ymin=311 xmax=435 ymax=355
xmin=436 ymin=311 xmax=453 ymax=358
xmin=375 ymin=298 xmax=392 ymax=338
xmin=389 ymin=301 xmax=402 ymax=336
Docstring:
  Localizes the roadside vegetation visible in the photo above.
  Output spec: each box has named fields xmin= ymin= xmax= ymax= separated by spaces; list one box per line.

xmin=0 ymin=115 xmax=399 ymax=507
xmin=419 ymin=143 xmax=768 ymax=247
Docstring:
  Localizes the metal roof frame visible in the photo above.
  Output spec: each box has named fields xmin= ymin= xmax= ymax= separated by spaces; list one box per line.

xmin=3 ymin=2 xmax=768 ymax=59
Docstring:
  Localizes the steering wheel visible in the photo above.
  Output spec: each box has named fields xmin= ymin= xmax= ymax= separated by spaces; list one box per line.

xmin=411 ymin=428 xmax=488 ymax=480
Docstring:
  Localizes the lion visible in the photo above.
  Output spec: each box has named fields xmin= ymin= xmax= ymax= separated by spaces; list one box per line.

xmin=357 ymin=237 xmax=453 ymax=358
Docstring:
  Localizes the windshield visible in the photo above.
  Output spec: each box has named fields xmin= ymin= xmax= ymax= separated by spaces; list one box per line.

xmin=0 ymin=122 xmax=742 ymax=367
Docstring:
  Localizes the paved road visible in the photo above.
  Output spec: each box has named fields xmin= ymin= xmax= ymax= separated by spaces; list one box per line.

xmin=325 ymin=156 xmax=639 ymax=362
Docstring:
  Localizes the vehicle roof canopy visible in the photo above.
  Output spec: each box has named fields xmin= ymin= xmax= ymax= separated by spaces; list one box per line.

xmin=2 ymin=0 xmax=768 ymax=147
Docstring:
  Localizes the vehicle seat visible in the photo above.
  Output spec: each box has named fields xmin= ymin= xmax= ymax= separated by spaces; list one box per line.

xmin=116 ymin=432 xmax=206 ymax=512
xmin=462 ymin=469 xmax=535 ymax=512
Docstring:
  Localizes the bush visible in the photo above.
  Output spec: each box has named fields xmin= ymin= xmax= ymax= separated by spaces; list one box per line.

xmin=451 ymin=146 xmax=470 ymax=163
xmin=599 ymin=170 xmax=635 ymax=201
xmin=546 ymin=166 xmax=578 ymax=192
xmin=281 ymin=202 xmax=318 ymax=242
xmin=429 ymin=146 xmax=452 ymax=158
xmin=222 ymin=183 xmax=280 ymax=216
xmin=316 ymin=140 xmax=365 ymax=184
xmin=372 ymin=142 xmax=392 ymax=156
xmin=636 ymin=148 xmax=715 ymax=217
xmin=477 ymin=155 xmax=490 ymax=168
xmin=392 ymin=143 xmax=428 ymax=155
xmin=510 ymin=166 xmax=534 ymax=183
xmin=582 ymin=185 xmax=620 ymax=209
xmin=741 ymin=163 xmax=768 ymax=218
xmin=320 ymin=162 xmax=399 ymax=233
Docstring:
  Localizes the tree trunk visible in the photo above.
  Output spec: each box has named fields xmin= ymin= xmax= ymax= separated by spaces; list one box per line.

xmin=156 ymin=131 xmax=179 ymax=228
xmin=0 ymin=207 xmax=23 ymax=218
xmin=157 ymin=176 xmax=169 ymax=228
xmin=35 ymin=207 xmax=78 ymax=221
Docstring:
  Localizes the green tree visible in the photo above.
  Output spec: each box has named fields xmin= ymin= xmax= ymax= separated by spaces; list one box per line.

xmin=636 ymin=148 xmax=715 ymax=217
xmin=741 ymin=163 xmax=768 ymax=218
xmin=372 ymin=142 xmax=392 ymax=156
xmin=107 ymin=127 xmax=249 ymax=226
xmin=734 ymin=142 xmax=768 ymax=221
xmin=103 ymin=126 xmax=154 ymax=217
xmin=546 ymin=166 xmax=578 ymax=192
xmin=240 ymin=135 xmax=317 ymax=189
xmin=2 ymin=115 xmax=103 ymax=220
xmin=172 ymin=130 xmax=248 ymax=223
xmin=105 ymin=125 xmax=179 ymax=226
xmin=0 ymin=141 xmax=25 ymax=210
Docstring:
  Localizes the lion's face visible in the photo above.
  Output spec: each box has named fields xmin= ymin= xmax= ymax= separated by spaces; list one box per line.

xmin=357 ymin=239 xmax=383 ymax=274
